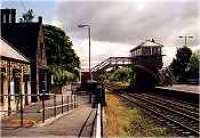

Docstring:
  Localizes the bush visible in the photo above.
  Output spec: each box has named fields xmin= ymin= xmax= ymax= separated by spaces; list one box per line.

xmin=109 ymin=67 xmax=134 ymax=83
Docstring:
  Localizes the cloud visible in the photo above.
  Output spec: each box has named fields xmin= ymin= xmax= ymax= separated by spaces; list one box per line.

xmin=55 ymin=0 xmax=199 ymax=68
xmin=51 ymin=18 xmax=64 ymax=29
xmin=73 ymin=39 xmax=131 ymax=69
xmin=56 ymin=0 xmax=199 ymax=45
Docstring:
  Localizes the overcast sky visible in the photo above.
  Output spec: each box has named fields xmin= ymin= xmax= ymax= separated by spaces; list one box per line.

xmin=2 ymin=0 xmax=200 ymax=69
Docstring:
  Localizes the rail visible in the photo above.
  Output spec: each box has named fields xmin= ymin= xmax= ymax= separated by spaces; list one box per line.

xmin=105 ymin=84 xmax=199 ymax=137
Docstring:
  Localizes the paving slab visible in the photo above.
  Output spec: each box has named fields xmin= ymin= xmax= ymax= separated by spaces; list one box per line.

xmin=1 ymin=84 xmax=78 ymax=129
xmin=1 ymin=95 xmax=97 ymax=137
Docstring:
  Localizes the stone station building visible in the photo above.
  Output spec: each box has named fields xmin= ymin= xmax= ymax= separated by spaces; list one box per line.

xmin=0 ymin=38 xmax=31 ymax=115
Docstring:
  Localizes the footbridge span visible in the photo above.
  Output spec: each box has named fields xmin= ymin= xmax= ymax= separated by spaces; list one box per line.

xmin=92 ymin=57 xmax=132 ymax=73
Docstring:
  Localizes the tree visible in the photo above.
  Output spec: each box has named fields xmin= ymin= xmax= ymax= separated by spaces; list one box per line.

xmin=159 ymin=67 xmax=176 ymax=86
xmin=43 ymin=25 xmax=80 ymax=86
xmin=170 ymin=46 xmax=192 ymax=82
xmin=21 ymin=9 xmax=34 ymax=22
xmin=49 ymin=65 xmax=76 ymax=86
xmin=187 ymin=50 xmax=200 ymax=79
xmin=109 ymin=66 xmax=133 ymax=83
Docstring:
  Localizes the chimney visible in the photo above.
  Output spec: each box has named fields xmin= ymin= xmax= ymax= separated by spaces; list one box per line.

xmin=38 ymin=16 xmax=42 ymax=24
xmin=0 ymin=9 xmax=16 ymax=24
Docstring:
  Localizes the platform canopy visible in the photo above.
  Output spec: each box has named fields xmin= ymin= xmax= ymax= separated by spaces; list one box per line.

xmin=0 ymin=38 xmax=29 ymax=63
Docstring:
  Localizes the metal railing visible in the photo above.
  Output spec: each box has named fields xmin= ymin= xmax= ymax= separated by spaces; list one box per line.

xmin=95 ymin=103 xmax=102 ymax=138
xmin=94 ymin=83 xmax=105 ymax=138
xmin=0 ymin=93 xmax=78 ymax=127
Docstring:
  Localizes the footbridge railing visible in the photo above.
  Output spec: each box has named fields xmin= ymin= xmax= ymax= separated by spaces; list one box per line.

xmin=92 ymin=57 xmax=132 ymax=72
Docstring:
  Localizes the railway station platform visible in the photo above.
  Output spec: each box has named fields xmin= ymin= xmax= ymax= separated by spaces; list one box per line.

xmin=155 ymin=84 xmax=199 ymax=104
xmin=1 ymin=94 xmax=97 ymax=137
xmin=157 ymin=84 xmax=200 ymax=94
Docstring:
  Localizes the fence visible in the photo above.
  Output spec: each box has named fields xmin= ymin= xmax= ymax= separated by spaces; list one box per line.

xmin=0 ymin=93 xmax=78 ymax=128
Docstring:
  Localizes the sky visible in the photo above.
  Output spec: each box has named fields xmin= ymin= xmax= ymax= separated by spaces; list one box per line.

xmin=1 ymin=0 xmax=200 ymax=69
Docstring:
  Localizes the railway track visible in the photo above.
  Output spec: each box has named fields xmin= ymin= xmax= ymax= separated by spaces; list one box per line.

xmin=144 ymin=91 xmax=199 ymax=109
xmin=105 ymin=84 xmax=200 ymax=137
xmin=136 ymin=93 xmax=199 ymax=118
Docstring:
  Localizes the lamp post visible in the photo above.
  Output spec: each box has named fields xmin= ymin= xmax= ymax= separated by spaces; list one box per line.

xmin=179 ymin=35 xmax=193 ymax=47
xmin=78 ymin=24 xmax=93 ymax=80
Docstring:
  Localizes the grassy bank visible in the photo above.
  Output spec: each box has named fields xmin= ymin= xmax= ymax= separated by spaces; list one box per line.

xmin=104 ymin=92 xmax=174 ymax=137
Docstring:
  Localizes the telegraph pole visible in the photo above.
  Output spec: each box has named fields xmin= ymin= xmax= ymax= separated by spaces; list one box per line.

xmin=179 ymin=35 xmax=193 ymax=47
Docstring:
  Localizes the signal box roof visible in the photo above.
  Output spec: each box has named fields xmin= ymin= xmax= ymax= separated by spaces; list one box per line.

xmin=130 ymin=39 xmax=163 ymax=52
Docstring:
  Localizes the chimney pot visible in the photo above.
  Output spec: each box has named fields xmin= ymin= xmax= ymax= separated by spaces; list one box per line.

xmin=38 ymin=16 xmax=42 ymax=24
xmin=1 ymin=9 xmax=16 ymax=24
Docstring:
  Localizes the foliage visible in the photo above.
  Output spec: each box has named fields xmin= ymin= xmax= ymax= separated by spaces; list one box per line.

xmin=187 ymin=50 xmax=200 ymax=79
xmin=109 ymin=66 xmax=133 ymax=83
xmin=129 ymin=65 xmax=136 ymax=86
xmin=159 ymin=67 xmax=176 ymax=86
xmin=105 ymin=93 xmax=130 ymax=136
xmin=170 ymin=46 xmax=192 ymax=82
xmin=99 ymin=66 xmax=135 ymax=87
xmin=43 ymin=25 xmax=80 ymax=86
xmin=21 ymin=9 xmax=34 ymax=22
xmin=49 ymin=65 xmax=76 ymax=86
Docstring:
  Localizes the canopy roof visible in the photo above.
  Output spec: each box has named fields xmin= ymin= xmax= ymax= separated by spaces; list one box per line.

xmin=0 ymin=38 xmax=29 ymax=63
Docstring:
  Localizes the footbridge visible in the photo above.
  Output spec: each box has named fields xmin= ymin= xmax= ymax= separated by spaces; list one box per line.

xmin=92 ymin=57 xmax=132 ymax=73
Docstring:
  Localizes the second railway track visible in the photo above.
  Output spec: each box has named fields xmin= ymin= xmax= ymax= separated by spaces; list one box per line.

xmin=134 ymin=93 xmax=199 ymax=118
xmin=105 ymin=84 xmax=200 ymax=137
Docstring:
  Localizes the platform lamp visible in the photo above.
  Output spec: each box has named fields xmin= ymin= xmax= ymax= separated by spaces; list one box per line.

xmin=78 ymin=24 xmax=93 ymax=80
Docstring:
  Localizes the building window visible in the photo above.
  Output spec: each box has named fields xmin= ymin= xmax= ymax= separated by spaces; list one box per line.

xmin=152 ymin=47 xmax=160 ymax=55
xmin=138 ymin=48 xmax=142 ymax=56
xmin=3 ymin=15 xmax=6 ymax=23
xmin=9 ymin=14 xmax=12 ymax=23
xmin=142 ymin=47 xmax=151 ymax=56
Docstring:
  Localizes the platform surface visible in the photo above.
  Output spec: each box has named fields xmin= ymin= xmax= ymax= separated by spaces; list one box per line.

xmin=1 ymin=95 xmax=97 ymax=137
xmin=157 ymin=84 xmax=200 ymax=94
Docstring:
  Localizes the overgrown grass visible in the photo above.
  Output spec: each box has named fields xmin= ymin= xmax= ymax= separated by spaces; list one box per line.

xmin=104 ymin=92 xmax=173 ymax=137
xmin=114 ymin=81 xmax=129 ymax=88
xmin=104 ymin=93 xmax=130 ymax=136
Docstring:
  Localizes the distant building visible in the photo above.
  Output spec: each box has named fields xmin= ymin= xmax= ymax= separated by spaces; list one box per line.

xmin=1 ymin=9 xmax=48 ymax=102
xmin=130 ymin=39 xmax=163 ymax=70
xmin=0 ymin=38 xmax=31 ymax=114
xmin=130 ymin=39 xmax=164 ymax=89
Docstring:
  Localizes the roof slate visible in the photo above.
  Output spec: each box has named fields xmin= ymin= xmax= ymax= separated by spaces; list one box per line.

xmin=0 ymin=38 xmax=30 ymax=62
xmin=130 ymin=39 xmax=163 ymax=52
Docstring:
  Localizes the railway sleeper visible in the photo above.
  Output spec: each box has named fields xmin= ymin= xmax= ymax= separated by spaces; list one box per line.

xmin=122 ymin=94 xmax=199 ymax=136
